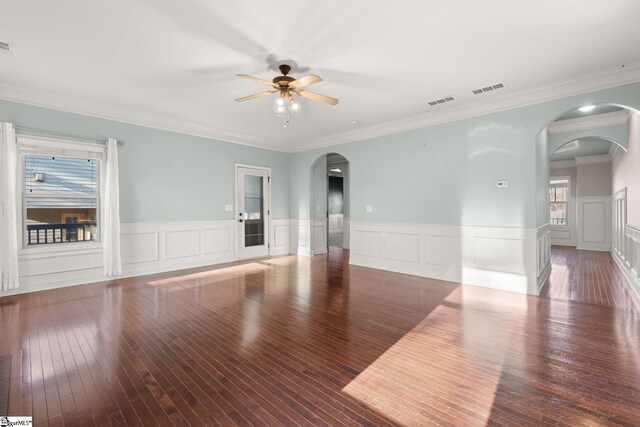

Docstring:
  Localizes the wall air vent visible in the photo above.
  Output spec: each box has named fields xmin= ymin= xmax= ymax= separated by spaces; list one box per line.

xmin=0 ymin=41 xmax=11 ymax=54
xmin=472 ymin=83 xmax=504 ymax=95
xmin=427 ymin=96 xmax=455 ymax=106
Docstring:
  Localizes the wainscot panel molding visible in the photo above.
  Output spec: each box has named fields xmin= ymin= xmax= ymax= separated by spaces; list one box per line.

xmin=349 ymin=221 xmax=548 ymax=295
xmin=576 ymin=196 xmax=612 ymax=251
xmin=270 ymin=219 xmax=291 ymax=256
xmin=290 ymin=219 xmax=311 ymax=257
xmin=612 ymin=224 xmax=640 ymax=302
xmin=536 ymin=223 xmax=552 ymax=294
xmin=312 ymin=219 xmax=328 ymax=255
xmin=10 ymin=219 xmax=296 ymax=296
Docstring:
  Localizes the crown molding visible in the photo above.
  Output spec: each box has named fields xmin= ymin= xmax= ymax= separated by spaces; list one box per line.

xmin=548 ymin=110 xmax=631 ymax=134
xmin=550 ymin=159 xmax=577 ymax=169
xmin=292 ymin=62 xmax=640 ymax=152
xmin=0 ymin=82 xmax=290 ymax=152
xmin=1 ymin=62 xmax=640 ymax=154
xmin=575 ymin=153 xmax=612 ymax=165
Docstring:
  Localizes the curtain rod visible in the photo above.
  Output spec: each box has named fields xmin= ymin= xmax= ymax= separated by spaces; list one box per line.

xmin=14 ymin=125 xmax=125 ymax=146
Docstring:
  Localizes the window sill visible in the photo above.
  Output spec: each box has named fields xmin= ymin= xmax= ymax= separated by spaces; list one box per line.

xmin=19 ymin=242 xmax=103 ymax=259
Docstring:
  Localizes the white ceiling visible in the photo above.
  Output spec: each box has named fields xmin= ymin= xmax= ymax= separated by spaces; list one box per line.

xmin=1 ymin=0 xmax=640 ymax=152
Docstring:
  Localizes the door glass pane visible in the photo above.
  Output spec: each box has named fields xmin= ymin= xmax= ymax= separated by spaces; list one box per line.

xmin=244 ymin=175 xmax=264 ymax=247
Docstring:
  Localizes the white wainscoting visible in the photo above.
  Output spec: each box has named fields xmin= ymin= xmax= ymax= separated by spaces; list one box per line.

xmin=290 ymin=219 xmax=311 ymax=257
xmin=350 ymin=221 xmax=549 ymax=295
xmin=328 ymin=213 xmax=344 ymax=248
xmin=621 ymin=225 xmax=640 ymax=301
xmin=312 ymin=219 xmax=328 ymax=255
xmin=343 ymin=218 xmax=350 ymax=249
xmin=11 ymin=219 xmax=294 ymax=296
xmin=577 ymin=196 xmax=611 ymax=251
xmin=537 ymin=224 xmax=552 ymax=292
xmin=612 ymin=189 xmax=628 ymax=262
xmin=270 ymin=219 xmax=291 ymax=256
xmin=611 ymin=188 xmax=640 ymax=301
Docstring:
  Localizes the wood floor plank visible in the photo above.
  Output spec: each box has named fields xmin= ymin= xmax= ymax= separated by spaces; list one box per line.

xmin=1 ymin=247 xmax=639 ymax=426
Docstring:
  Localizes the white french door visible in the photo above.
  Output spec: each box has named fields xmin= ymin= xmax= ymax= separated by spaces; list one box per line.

xmin=236 ymin=166 xmax=270 ymax=260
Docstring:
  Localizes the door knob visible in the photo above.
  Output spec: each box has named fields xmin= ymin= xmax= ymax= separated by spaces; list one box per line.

xmin=239 ymin=219 xmax=244 ymax=223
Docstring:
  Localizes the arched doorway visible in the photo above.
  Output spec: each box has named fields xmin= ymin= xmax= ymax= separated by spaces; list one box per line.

xmin=309 ymin=152 xmax=350 ymax=255
xmin=538 ymin=103 xmax=640 ymax=304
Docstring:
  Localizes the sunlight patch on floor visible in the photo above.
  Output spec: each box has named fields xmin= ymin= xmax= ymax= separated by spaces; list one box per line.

xmin=148 ymin=262 xmax=271 ymax=291
xmin=342 ymin=288 xmax=519 ymax=426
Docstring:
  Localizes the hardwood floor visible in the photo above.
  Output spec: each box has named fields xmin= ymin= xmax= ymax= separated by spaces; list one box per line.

xmin=541 ymin=246 xmax=640 ymax=311
xmin=1 ymin=248 xmax=639 ymax=426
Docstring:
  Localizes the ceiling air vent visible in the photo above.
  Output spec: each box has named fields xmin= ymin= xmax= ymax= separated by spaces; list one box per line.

xmin=472 ymin=83 xmax=504 ymax=95
xmin=0 ymin=41 xmax=11 ymax=54
xmin=427 ymin=96 xmax=455 ymax=106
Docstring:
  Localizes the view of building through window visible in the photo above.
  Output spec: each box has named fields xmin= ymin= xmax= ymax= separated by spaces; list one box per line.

xmin=550 ymin=178 xmax=569 ymax=226
xmin=24 ymin=154 xmax=98 ymax=245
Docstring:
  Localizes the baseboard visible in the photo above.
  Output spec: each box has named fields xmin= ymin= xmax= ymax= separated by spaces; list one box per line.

xmin=350 ymin=254 xmax=529 ymax=294
xmin=349 ymin=221 xmax=543 ymax=295
xmin=550 ymin=240 xmax=577 ymax=247
xmin=537 ymin=261 xmax=552 ymax=294
xmin=576 ymin=243 xmax=611 ymax=251
xmin=612 ymin=250 xmax=640 ymax=305
xmin=3 ymin=252 xmax=238 ymax=297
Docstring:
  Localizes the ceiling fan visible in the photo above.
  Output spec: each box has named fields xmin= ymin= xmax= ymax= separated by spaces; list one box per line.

xmin=235 ymin=64 xmax=338 ymax=126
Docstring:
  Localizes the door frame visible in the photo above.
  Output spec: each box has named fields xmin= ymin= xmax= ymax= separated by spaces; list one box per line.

xmin=235 ymin=163 xmax=272 ymax=261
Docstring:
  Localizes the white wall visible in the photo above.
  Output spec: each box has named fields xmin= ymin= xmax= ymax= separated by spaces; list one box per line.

xmin=610 ymin=112 xmax=640 ymax=300
xmin=577 ymin=163 xmax=612 ymax=197
xmin=575 ymin=162 xmax=612 ymax=251
xmin=613 ymin=112 xmax=640 ymax=229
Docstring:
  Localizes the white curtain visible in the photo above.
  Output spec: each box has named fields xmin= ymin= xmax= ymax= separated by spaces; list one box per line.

xmin=0 ymin=122 xmax=19 ymax=290
xmin=103 ymin=138 xmax=122 ymax=276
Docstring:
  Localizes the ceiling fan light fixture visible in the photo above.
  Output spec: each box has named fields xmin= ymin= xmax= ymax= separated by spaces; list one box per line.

xmin=237 ymin=64 xmax=338 ymax=127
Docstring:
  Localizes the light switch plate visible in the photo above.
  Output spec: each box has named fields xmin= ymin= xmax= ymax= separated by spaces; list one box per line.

xmin=496 ymin=180 xmax=508 ymax=189
xmin=225 ymin=204 xmax=233 ymax=212
xmin=366 ymin=205 xmax=373 ymax=213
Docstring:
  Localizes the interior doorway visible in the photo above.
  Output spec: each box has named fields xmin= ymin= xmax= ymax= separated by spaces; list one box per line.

xmin=310 ymin=153 xmax=349 ymax=255
xmin=327 ymin=155 xmax=347 ymax=248
xmin=236 ymin=164 xmax=270 ymax=260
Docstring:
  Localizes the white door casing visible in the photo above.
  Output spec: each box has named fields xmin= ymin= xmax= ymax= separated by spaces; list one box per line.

xmin=236 ymin=165 xmax=270 ymax=260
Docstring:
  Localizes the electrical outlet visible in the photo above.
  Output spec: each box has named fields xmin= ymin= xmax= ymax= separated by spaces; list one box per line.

xmin=225 ymin=204 xmax=233 ymax=212
xmin=366 ymin=205 xmax=373 ymax=213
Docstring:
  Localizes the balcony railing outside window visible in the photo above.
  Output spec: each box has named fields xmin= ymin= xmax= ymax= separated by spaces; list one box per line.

xmin=27 ymin=222 xmax=97 ymax=245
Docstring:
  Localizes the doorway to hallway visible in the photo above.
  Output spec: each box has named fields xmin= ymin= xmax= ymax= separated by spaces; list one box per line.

xmin=310 ymin=152 xmax=349 ymax=255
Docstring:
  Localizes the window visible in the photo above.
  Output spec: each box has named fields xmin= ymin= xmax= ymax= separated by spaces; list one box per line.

xmin=19 ymin=137 xmax=104 ymax=247
xmin=550 ymin=178 xmax=569 ymax=226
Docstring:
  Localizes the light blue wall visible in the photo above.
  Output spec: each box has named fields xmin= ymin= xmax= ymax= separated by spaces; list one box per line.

xmin=3 ymin=82 xmax=640 ymax=229
xmin=0 ymin=99 xmax=290 ymax=222
xmin=290 ymin=82 xmax=640 ymax=229
xmin=535 ymin=129 xmax=550 ymax=227
xmin=311 ymin=155 xmax=327 ymax=220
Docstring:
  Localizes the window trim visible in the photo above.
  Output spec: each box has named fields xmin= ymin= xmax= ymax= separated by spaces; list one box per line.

xmin=17 ymin=135 xmax=105 ymax=253
xmin=550 ymin=176 xmax=571 ymax=228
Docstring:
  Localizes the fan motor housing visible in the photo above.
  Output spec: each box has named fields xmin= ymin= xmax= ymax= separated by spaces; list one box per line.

xmin=273 ymin=75 xmax=294 ymax=85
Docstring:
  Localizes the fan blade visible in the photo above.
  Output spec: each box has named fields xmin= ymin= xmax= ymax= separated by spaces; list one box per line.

xmin=289 ymin=74 xmax=322 ymax=89
xmin=297 ymin=90 xmax=339 ymax=105
xmin=237 ymin=74 xmax=276 ymax=86
xmin=234 ymin=90 xmax=277 ymax=102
